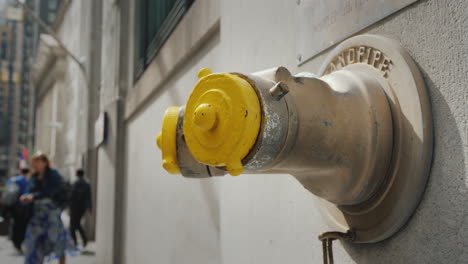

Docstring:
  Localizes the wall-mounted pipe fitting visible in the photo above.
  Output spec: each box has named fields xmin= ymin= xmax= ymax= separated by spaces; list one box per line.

xmin=156 ymin=35 xmax=433 ymax=243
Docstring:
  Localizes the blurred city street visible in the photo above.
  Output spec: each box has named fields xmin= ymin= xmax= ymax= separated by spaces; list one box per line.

xmin=0 ymin=0 xmax=465 ymax=263
xmin=0 ymin=236 xmax=96 ymax=264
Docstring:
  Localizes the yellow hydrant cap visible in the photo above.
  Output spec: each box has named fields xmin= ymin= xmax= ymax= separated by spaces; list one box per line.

xmin=183 ymin=68 xmax=261 ymax=176
xmin=157 ymin=106 xmax=181 ymax=174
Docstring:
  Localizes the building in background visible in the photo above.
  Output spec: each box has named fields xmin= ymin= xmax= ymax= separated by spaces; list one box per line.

xmin=0 ymin=22 xmax=12 ymax=181
xmin=32 ymin=0 xmax=99 ymax=240
xmin=0 ymin=0 xmax=61 ymax=183
xmin=0 ymin=3 xmax=26 ymax=183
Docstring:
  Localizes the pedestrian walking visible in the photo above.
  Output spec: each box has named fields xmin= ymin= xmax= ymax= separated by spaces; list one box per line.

xmin=1 ymin=168 xmax=32 ymax=251
xmin=9 ymin=168 xmax=32 ymax=251
xmin=20 ymin=153 xmax=76 ymax=264
xmin=69 ymin=169 xmax=92 ymax=248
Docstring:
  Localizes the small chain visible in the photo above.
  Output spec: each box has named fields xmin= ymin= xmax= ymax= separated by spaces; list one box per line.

xmin=318 ymin=230 xmax=355 ymax=264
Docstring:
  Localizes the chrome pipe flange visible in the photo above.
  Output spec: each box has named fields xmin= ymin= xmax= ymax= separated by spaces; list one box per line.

xmin=317 ymin=34 xmax=433 ymax=243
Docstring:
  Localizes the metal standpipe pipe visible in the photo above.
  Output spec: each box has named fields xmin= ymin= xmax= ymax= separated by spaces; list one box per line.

xmin=156 ymin=35 xmax=433 ymax=243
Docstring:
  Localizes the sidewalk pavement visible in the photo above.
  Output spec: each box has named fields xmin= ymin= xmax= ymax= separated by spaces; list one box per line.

xmin=0 ymin=235 xmax=96 ymax=264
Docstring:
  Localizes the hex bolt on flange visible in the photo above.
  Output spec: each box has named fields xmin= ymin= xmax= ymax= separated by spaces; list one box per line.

xmin=269 ymin=82 xmax=290 ymax=100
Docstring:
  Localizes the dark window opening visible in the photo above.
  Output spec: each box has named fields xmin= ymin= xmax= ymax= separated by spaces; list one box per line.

xmin=135 ymin=0 xmax=194 ymax=80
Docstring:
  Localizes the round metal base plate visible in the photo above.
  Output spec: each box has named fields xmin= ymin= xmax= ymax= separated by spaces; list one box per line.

xmin=317 ymin=34 xmax=433 ymax=243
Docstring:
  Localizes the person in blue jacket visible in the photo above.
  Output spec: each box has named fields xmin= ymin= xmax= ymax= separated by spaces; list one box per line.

xmin=9 ymin=168 xmax=29 ymax=195
xmin=20 ymin=153 xmax=76 ymax=264
xmin=7 ymin=168 xmax=32 ymax=251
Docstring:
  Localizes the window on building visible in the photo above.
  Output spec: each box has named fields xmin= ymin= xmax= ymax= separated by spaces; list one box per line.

xmin=49 ymin=0 xmax=58 ymax=10
xmin=48 ymin=13 xmax=56 ymax=24
xmin=0 ymin=42 xmax=7 ymax=59
xmin=135 ymin=0 xmax=194 ymax=79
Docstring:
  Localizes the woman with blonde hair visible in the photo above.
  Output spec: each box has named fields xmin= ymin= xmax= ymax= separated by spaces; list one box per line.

xmin=20 ymin=153 xmax=76 ymax=264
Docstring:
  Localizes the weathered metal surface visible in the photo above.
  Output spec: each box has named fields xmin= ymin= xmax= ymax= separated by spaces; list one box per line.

xmin=239 ymin=74 xmax=290 ymax=172
xmin=317 ymin=34 xmax=433 ymax=243
xmin=268 ymin=82 xmax=289 ymax=101
xmin=175 ymin=107 xmax=212 ymax=178
xmin=270 ymin=66 xmax=393 ymax=206
xmin=319 ymin=230 xmax=356 ymax=264
xmin=296 ymin=0 xmax=419 ymax=64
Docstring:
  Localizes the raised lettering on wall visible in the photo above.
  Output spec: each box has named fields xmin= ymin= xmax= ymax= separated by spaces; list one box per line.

xmin=324 ymin=46 xmax=393 ymax=78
